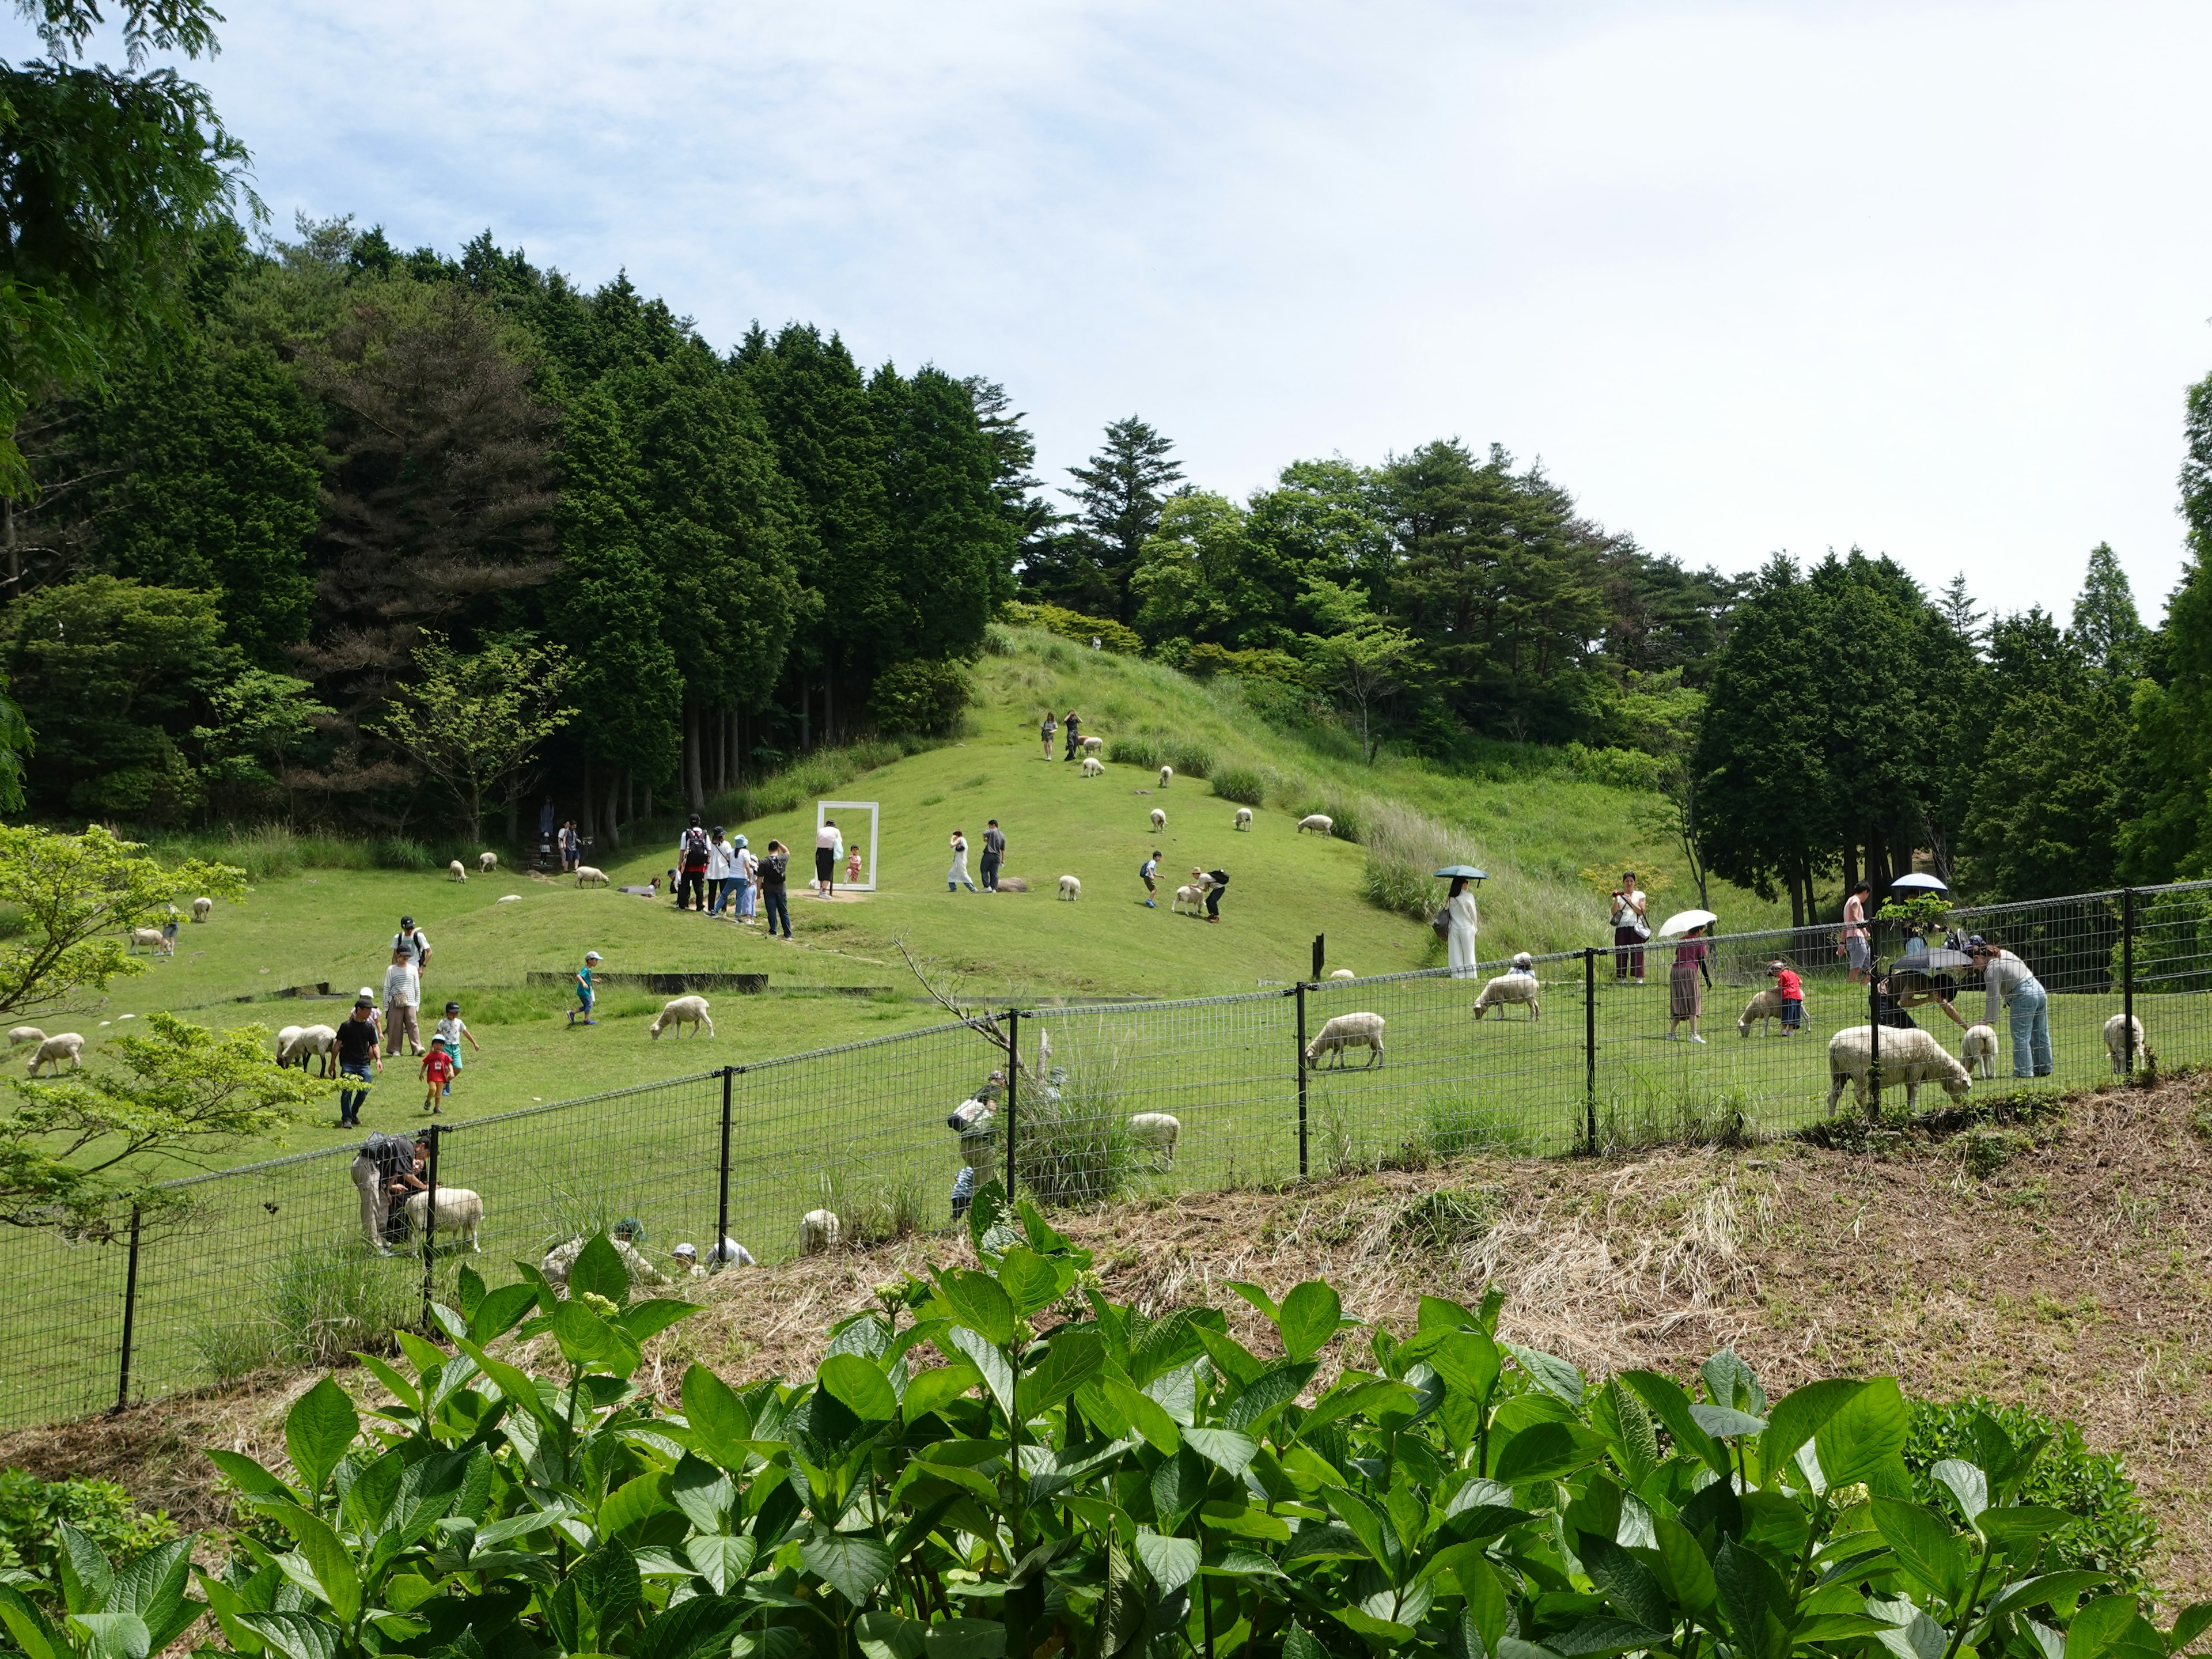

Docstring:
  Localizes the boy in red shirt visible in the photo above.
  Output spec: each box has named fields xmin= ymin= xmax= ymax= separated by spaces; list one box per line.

xmin=421 ymin=1036 xmax=456 ymax=1114
xmin=1768 ymin=960 xmax=1805 ymax=1035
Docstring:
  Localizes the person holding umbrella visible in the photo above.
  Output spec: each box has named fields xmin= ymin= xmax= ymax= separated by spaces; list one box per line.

xmin=1654 ymin=907 xmax=1718 ymax=1042
xmin=1435 ymin=865 xmax=1484 ymax=978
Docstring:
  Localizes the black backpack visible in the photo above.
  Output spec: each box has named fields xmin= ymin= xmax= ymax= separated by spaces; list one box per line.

xmin=683 ymin=827 xmax=709 ymax=865
xmin=362 ymin=1132 xmax=414 ymax=1182
xmin=1138 ymin=861 xmax=1152 ymax=881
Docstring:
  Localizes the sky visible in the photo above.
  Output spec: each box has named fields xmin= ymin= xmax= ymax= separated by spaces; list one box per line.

xmin=25 ymin=1 xmax=2212 ymax=623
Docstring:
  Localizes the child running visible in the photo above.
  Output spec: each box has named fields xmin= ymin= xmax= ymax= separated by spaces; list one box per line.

xmin=570 ymin=950 xmax=602 ymax=1027
xmin=421 ymin=1036 xmax=456 ymax=1113
xmin=434 ymin=999 xmax=481 ymax=1092
xmin=1767 ymin=960 xmax=1805 ymax=1035
xmin=1139 ymin=850 xmax=1160 ymax=908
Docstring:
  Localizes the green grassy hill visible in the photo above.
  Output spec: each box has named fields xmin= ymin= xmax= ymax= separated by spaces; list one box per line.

xmin=79 ymin=627 xmax=1781 ymax=1143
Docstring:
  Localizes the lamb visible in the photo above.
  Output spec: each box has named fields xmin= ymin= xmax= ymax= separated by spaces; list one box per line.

xmin=1150 ymin=808 xmax=1166 ymax=831
xmin=6 ymin=1027 xmax=43 ymax=1048
xmin=190 ymin=897 xmax=213 ymax=923
xmin=1081 ymin=735 xmax=1104 ymax=756
xmin=1127 ymin=1112 xmax=1181 ymax=1167
xmin=1329 ymin=968 xmax=1356 ymax=980
xmin=285 ymin=1025 xmax=339 ymax=1078
xmin=25 ymin=1034 xmax=84 ymax=1077
xmin=128 ymin=927 xmax=164 ymax=954
xmin=800 ymin=1209 xmax=841 ymax=1254
xmin=575 ymin=866 xmax=609 ymax=887
xmin=1472 ymin=957 xmax=1541 ymax=1021
xmin=1234 ymin=807 xmax=1252 ymax=831
xmin=477 ymin=850 xmax=498 ymax=874
xmin=1058 ymin=874 xmax=1082 ymax=900
xmin=1738 ymin=988 xmax=1795 ymax=1037
xmin=403 ymin=1187 xmax=484 ymax=1252
xmin=1824 ymin=1025 xmax=1973 ymax=1115
xmin=1158 ymin=765 xmax=1173 ymax=789
xmin=1960 ymin=1024 xmax=1999 ymax=1079
xmin=1171 ymin=884 xmax=1204 ymax=915
xmin=448 ymin=860 xmax=468 ymax=882
xmin=2104 ymin=1013 xmax=2153 ymax=1075
xmin=1296 ymin=814 xmax=1332 ymax=835
xmin=1305 ymin=1010 xmax=1385 ymax=1069
xmin=649 ymin=995 xmax=714 ymax=1040
xmin=274 ymin=1025 xmax=304 ymax=1066
xmin=1080 ymin=756 xmax=1104 ymax=777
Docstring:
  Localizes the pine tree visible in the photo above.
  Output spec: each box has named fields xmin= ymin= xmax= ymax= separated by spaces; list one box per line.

xmin=2067 ymin=542 xmax=2147 ymax=676
xmin=1937 ymin=572 xmax=1984 ymax=652
xmin=1058 ymin=416 xmax=1184 ymax=622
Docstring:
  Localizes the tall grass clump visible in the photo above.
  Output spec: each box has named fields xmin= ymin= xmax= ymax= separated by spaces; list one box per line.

xmin=1014 ymin=1058 xmax=1146 ymax=1207
xmin=812 ymin=1166 xmax=932 ymax=1249
xmin=194 ymin=1240 xmax=446 ymax=1382
xmin=1165 ymin=741 xmax=1211 ymax=779
xmin=1358 ymin=799 xmax=1471 ymax=918
xmin=1106 ymin=732 xmax=1167 ymax=772
xmin=152 ymin=825 xmax=440 ymax=879
xmin=1208 ymin=765 xmax=1268 ymax=806
xmin=1600 ymin=1079 xmax=1758 ymax=1151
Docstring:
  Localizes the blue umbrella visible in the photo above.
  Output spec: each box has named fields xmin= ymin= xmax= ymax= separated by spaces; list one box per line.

xmin=1434 ymin=865 xmax=1488 ymax=881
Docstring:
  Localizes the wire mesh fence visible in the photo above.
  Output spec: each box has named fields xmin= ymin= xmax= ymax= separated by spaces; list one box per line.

xmin=6 ymin=878 xmax=2210 ymax=1433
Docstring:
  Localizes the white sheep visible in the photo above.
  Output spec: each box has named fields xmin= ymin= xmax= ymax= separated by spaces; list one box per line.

xmin=1330 ymin=968 xmax=1356 ymax=980
xmin=1233 ymin=807 xmax=1253 ymax=831
xmin=1127 ymin=1112 xmax=1181 ymax=1167
xmin=1825 ymin=1025 xmax=1973 ymax=1115
xmin=2104 ymin=1013 xmax=2152 ymax=1075
xmin=800 ymin=1209 xmax=841 ymax=1254
xmin=1738 ymin=989 xmax=1796 ymax=1037
xmin=477 ymin=850 xmax=498 ymax=873
xmin=1305 ymin=1011 xmax=1385 ymax=1069
xmin=650 ymin=995 xmax=714 ymax=1040
xmin=448 ymin=860 xmax=468 ymax=882
xmin=1960 ymin=1024 xmax=1999 ymax=1078
xmin=1081 ymin=735 xmax=1104 ymax=756
xmin=128 ymin=927 xmax=164 ymax=954
xmin=190 ymin=896 xmax=213 ymax=923
xmin=1150 ymin=808 xmax=1166 ymax=831
xmin=274 ymin=1025 xmax=304 ymax=1065
xmin=1080 ymin=756 xmax=1104 ymax=778
xmin=25 ymin=1033 xmax=84 ymax=1076
xmin=1296 ymin=814 xmax=1332 ymax=835
xmin=1171 ymin=884 xmax=1204 ymax=915
xmin=1472 ymin=957 xmax=1540 ymax=1021
xmin=1058 ymin=874 xmax=1082 ymax=900
xmin=296 ymin=1025 xmax=339 ymax=1077
xmin=575 ymin=866 xmax=609 ymax=887
xmin=1158 ymin=765 xmax=1173 ymax=789
xmin=6 ymin=1026 xmax=44 ymax=1048
xmin=403 ymin=1187 xmax=484 ymax=1252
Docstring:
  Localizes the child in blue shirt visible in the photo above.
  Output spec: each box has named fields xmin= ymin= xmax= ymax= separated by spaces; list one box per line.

xmin=569 ymin=951 xmax=601 ymax=1027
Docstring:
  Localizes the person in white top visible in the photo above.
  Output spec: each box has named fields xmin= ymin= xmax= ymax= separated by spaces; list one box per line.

xmin=815 ymin=820 xmax=842 ymax=898
xmin=381 ymin=948 xmax=423 ymax=1056
xmin=1609 ymin=873 xmax=1649 ymax=984
xmin=1444 ymin=876 xmax=1480 ymax=978
xmin=1966 ymin=935 xmax=2051 ymax=1078
xmin=704 ymin=827 xmax=736 ymax=916
xmin=733 ymin=835 xmax=759 ymax=922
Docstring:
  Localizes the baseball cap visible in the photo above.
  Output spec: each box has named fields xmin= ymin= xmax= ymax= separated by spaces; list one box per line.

xmin=584 ymin=950 xmax=603 ymax=961
xmin=355 ymin=990 xmax=374 ymax=1006
xmin=444 ymin=1001 xmax=460 ymax=1013
xmin=400 ymin=915 xmax=414 ymax=926
xmin=430 ymin=1035 xmax=447 ymax=1046
xmin=673 ymin=1243 xmax=697 ymax=1259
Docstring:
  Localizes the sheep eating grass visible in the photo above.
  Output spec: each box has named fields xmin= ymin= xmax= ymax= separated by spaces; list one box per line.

xmin=1058 ymin=874 xmax=1082 ymax=900
xmin=1824 ymin=1025 xmax=1972 ymax=1115
xmin=6 ymin=1026 xmax=44 ymax=1048
xmin=1127 ymin=1112 xmax=1181 ymax=1167
xmin=129 ymin=927 xmax=164 ymax=955
xmin=190 ymin=896 xmax=213 ymax=922
xmin=649 ymin=995 xmax=714 ymax=1040
xmin=575 ymin=866 xmax=609 ymax=887
xmin=1305 ymin=1011 xmax=1385 ymax=1069
xmin=477 ymin=851 xmax=498 ymax=873
xmin=1150 ymin=808 xmax=1166 ymax=831
xmin=448 ymin=860 xmax=468 ymax=882
xmin=1296 ymin=813 xmax=1332 ymax=835
xmin=800 ymin=1209 xmax=841 ymax=1254
xmin=1960 ymin=1024 xmax=1998 ymax=1078
xmin=25 ymin=1033 xmax=84 ymax=1077
xmin=1472 ymin=957 xmax=1541 ymax=1021
xmin=1233 ymin=806 xmax=1252 ymax=830
xmin=1738 ymin=988 xmax=1799 ymax=1037
xmin=1329 ymin=968 xmax=1356 ymax=980
xmin=2104 ymin=1013 xmax=2152 ymax=1075
xmin=403 ymin=1187 xmax=484 ymax=1252
xmin=1080 ymin=756 xmax=1104 ymax=777
xmin=1158 ymin=765 xmax=1172 ymax=788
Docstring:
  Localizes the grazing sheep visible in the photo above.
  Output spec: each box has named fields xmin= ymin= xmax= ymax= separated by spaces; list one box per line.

xmin=575 ymin=866 xmax=609 ymax=887
xmin=477 ymin=850 xmax=498 ymax=873
xmin=1330 ymin=968 xmax=1356 ymax=980
xmin=403 ymin=1187 xmax=484 ymax=1252
xmin=448 ymin=860 xmax=468 ymax=882
xmin=1825 ymin=1025 xmax=1973 ymax=1115
xmin=1738 ymin=988 xmax=1794 ymax=1037
xmin=1150 ymin=808 xmax=1166 ymax=831
xmin=1080 ymin=756 xmax=1104 ymax=778
xmin=1305 ymin=1011 xmax=1385 ymax=1069
xmin=2104 ymin=1013 xmax=2152 ymax=1074
xmin=6 ymin=1026 xmax=43 ymax=1048
xmin=274 ymin=1025 xmax=304 ymax=1066
xmin=1296 ymin=813 xmax=1332 ymax=835
xmin=1171 ymin=883 xmax=1204 ymax=915
xmin=649 ymin=995 xmax=714 ymax=1040
xmin=128 ymin=927 xmax=164 ymax=954
xmin=190 ymin=896 xmax=213 ymax=923
xmin=1158 ymin=765 xmax=1173 ymax=789
xmin=1233 ymin=806 xmax=1253 ymax=831
xmin=1472 ymin=956 xmax=1541 ymax=1021
xmin=25 ymin=1034 xmax=84 ymax=1076
xmin=1058 ymin=874 xmax=1082 ymax=900
xmin=800 ymin=1209 xmax=841 ymax=1254
xmin=1960 ymin=1024 xmax=1999 ymax=1079
xmin=1081 ymin=735 xmax=1104 ymax=756
xmin=1127 ymin=1112 xmax=1181 ymax=1166
xmin=286 ymin=1025 xmax=339 ymax=1078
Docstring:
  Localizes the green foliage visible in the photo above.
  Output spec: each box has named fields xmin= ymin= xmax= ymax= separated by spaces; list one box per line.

xmin=149 ymin=824 xmax=438 ymax=880
xmin=0 ymin=1469 xmax=175 ymax=1586
xmin=169 ymin=1219 xmax=2196 ymax=1659
xmin=194 ymin=1243 xmax=454 ymax=1382
xmin=1001 ymin=601 xmax=1143 ymax=656
xmin=365 ymin=632 xmax=576 ymax=843
xmin=1906 ymin=1398 xmax=2157 ymax=1589
xmin=867 ymin=658 xmax=972 ymax=737
xmin=1210 ymin=764 xmax=1270 ymax=806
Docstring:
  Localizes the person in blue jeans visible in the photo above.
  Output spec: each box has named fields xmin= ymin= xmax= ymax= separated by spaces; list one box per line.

xmin=334 ymin=994 xmax=382 ymax=1127
xmin=758 ymin=841 xmax=793 ymax=938
xmin=1967 ymin=935 xmax=2052 ymax=1077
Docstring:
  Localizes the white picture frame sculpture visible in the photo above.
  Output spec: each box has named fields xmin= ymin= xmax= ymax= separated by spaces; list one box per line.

xmin=816 ymin=801 xmax=880 ymax=892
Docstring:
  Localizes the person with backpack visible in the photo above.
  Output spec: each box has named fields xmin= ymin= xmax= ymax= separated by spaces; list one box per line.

xmin=351 ymin=1130 xmax=427 ymax=1252
xmin=392 ymin=915 xmax=430 ymax=980
xmin=1201 ymin=865 xmax=1229 ymax=922
xmin=1139 ymin=850 xmax=1160 ymax=907
xmin=1063 ymin=709 xmax=1081 ymax=760
xmin=676 ymin=817 xmax=711 ymax=911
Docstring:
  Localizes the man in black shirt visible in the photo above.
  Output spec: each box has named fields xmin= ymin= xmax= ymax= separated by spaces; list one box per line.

xmin=1203 ymin=867 xmax=1228 ymax=922
xmin=757 ymin=840 xmax=792 ymax=938
xmin=980 ymin=820 xmax=1005 ymax=892
xmin=335 ymin=993 xmax=382 ymax=1127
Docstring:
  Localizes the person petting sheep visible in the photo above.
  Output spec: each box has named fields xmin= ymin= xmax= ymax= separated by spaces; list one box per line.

xmin=946 ymin=1083 xmax=999 ymax=1219
xmin=1197 ymin=866 xmax=1229 ymax=923
xmin=1769 ymin=961 xmax=1804 ymax=1034
xmin=351 ymin=1131 xmax=427 ymax=1253
xmin=1966 ymin=935 xmax=2051 ymax=1078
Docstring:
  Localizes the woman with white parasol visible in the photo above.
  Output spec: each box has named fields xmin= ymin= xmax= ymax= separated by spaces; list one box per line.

xmin=1435 ymin=866 xmax=1485 ymax=978
xmin=1654 ymin=907 xmax=1717 ymax=1042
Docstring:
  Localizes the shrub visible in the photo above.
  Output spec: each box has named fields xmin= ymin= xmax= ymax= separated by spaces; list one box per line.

xmin=1000 ymin=601 xmax=1144 ymax=655
xmin=1107 ymin=731 xmax=1165 ymax=772
xmin=868 ymin=658 xmax=973 ymax=736
xmin=1014 ymin=1061 xmax=1145 ymax=1207
xmin=1209 ymin=764 xmax=1267 ymax=806
xmin=1183 ymin=641 xmax=1309 ymax=684
xmin=0 ymin=1469 xmax=176 ymax=1584
xmin=193 ymin=1240 xmax=453 ymax=1382
xmin=1165 ymin=740 xmax=1211 ymax=779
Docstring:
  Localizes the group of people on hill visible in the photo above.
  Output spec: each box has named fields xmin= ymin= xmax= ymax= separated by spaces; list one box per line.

xmin=332 ymin=915 xmax=483 ymax=1128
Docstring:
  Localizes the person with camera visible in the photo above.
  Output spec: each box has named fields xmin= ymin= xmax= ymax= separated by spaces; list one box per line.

xmin=1609 ymin=872 xmax=1650 ymax=983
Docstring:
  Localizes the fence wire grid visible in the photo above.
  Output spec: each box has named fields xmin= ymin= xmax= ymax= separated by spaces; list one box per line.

xmin=6 ymin=878 xmax=2210 ymax=1432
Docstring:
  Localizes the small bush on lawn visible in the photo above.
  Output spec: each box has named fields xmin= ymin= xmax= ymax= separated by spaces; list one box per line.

xmin=26 ymin=1209 xmax=2183 ymax=1659
xmin=1209 ymin=764 xmax=1268 ymax=806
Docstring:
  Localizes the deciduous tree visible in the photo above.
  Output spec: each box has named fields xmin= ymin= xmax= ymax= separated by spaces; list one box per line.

xmin=365 ymin=632 xmax=576 ymax=844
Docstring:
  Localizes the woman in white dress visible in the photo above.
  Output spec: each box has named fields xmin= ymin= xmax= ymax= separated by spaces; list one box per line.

xmin=946 ymin=830 xmax=976 ymax=893
xmin=1445 ymin=876 xmax=1480 ymax=978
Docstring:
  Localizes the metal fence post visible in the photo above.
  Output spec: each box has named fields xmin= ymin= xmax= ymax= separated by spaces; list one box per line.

xmin=1867 ymin=964 xmax=1881 ymax=1122
xmin=1004 ymin=1008 xmax=1020 ymax=1199
xmin=2122 ymin=887 xmax=2138 ymax=1077
xmin=112 ymin=1205 xmax=142 ymax=1415
xmin=1584 ymin=947 xmax=1598 ymax=1152
xmin=1294 ymin=982 xmax=1309 ymax=1179
xmin=716 ymin=1066 xmax=734 ymax=1262
xmin=1311 ymin=934 xmax=1324 ymax=982
xmin=420 ymin=1123 xmax=441 ymax=1333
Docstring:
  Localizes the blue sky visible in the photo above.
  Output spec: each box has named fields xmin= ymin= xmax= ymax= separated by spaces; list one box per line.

xmin=24 ymin=1 xmax=2212 ymax=623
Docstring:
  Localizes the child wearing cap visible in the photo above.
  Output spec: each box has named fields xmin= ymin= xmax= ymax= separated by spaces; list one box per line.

xmin=570 ymin=952 xmax=601 ymax=1026
xmin=421 ymin=1036 xmax=456 ymax=1113
xmin=433 ymin=1000 xmax=480 ymax=1094
xmin=1768 ymin=960 xmax=1805 ymax=1035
